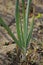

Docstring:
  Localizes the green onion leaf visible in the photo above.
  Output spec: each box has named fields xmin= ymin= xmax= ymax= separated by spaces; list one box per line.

xmin=0 ymin=17 xmax=22 ymax=49
xmin=26 ymin=16 xmax=34 ymax=47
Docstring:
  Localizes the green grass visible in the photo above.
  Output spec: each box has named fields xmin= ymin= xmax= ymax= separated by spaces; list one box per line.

xmin=0 ymin=0 xmax=34 ymax=57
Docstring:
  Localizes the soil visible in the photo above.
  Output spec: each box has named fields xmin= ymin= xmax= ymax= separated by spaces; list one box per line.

xmin=0 ymin=0 xmax=43 ymax=65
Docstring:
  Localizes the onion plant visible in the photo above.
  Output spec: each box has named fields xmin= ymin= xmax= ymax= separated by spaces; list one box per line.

xmin=0 ymin=0 xmax=34 ymax=59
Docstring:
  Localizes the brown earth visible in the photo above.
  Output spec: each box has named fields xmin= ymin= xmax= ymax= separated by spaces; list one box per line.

xmin=0 ymin=0 xmax=43 ymax=65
